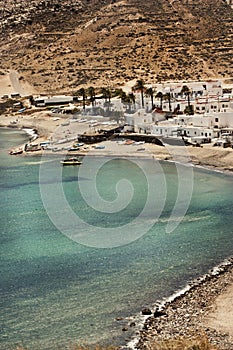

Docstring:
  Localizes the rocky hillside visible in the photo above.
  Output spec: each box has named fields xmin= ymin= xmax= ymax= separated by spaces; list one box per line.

xmin=0 ymin=0 xmax=233 ymax=94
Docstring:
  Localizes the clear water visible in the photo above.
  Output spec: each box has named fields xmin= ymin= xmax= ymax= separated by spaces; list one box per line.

xmin=0 ymin=128 xmax=233 ymax=349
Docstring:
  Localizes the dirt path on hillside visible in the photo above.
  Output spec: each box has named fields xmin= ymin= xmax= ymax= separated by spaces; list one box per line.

xmin=0 ymin=70 xmax=38 ymax=96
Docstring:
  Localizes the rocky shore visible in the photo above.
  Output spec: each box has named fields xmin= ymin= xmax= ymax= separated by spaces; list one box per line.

xmin=136 ymin=258 xmax=233 ymax=350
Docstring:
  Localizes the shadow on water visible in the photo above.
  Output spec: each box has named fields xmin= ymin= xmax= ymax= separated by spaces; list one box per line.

xmin=0 ymin=176 xmax=90 ymax=189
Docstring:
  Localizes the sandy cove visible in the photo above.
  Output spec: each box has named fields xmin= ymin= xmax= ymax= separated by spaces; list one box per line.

xmin=1 ymin=111 xmax=233 ymax=349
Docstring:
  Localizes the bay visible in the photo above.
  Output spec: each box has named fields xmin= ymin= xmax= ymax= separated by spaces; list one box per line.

xmin=0 ymin=128 xmax=233 ymax=349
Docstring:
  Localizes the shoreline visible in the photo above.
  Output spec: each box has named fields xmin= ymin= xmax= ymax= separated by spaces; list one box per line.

xmin=131 ymin=257 xmax=233 ymax=350
xmin=1 ymin=109 xmax=233 ymax=174
xmin=1 ymin=117 xmax=233 ymax=349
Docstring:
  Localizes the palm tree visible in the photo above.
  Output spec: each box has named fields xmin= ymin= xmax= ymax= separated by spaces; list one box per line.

xmin=88 ymin=86 xmax=96 ymax=108
xmin=155 ymin=91 xmax=163 ymax=110
xmin=164 ymin=92 xmax=172 ymax=112
xmin=114 ymin=88 xmax=126 ymax=101
xmin=78 ymin=88 xmax=86 ymax=111
xmin=181 ymin=85 xmax=191 ymax=107
xmin=145 ymin=87 xmax=155 ymax=111
xmin=120 ymin=91 xmax=128 ymax=103
xmin=181 ymin=85 xmax=194 ymax=115
xmin=128 ymin=92 xmax=136 ymax=111
xmin=115 ymin=90 xmax=135 ymax=112
xmin=100 ymin=87 xmax=111 ymax=103
xmin=133 ymin=79 xmax=145 ymax=108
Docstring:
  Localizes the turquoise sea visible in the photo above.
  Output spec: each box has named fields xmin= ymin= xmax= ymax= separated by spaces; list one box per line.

xmin=0 ymin=128 xmax=233 ymax=349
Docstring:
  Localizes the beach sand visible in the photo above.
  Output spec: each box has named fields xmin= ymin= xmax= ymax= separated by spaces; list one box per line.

xmin=203 ymin=282 xmax=233 ymax=341
xmin=1 ymin=111 xmax=233 ymax=172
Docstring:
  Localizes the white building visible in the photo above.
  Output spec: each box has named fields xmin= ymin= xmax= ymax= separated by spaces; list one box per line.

xmin=151 ymin=121 xmax=214 ymax=140
xmin=125 ymin=109 xmax=167 ymax=133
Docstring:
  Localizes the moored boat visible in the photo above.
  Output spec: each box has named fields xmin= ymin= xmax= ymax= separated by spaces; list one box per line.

xmin=60 ymin=157 xmax=82 ymax=166
xmin=9 ymin=148 xmax=23 ymax=155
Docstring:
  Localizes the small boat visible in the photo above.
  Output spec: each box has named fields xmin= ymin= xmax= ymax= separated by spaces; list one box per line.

xmin=60 ymin=157 xmax=82 ymax=166
xmin=94 ymin=144 xmax=105 ymax=149
xmin=124 ymin=140 xmax=135 ymax=145
xmin=68 ymin=147 xmax=80 ymax=151
xmin=9 ymin=148 xmax=23 ymax=155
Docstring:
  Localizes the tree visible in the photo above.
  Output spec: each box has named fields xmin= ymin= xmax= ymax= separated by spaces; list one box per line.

xmin=155 ymin=91 xmax=163 ymax=110
xmin=128 ymin=92 xmax=136 ymax=110
xmin=114 ymin=88 xmax=126 ymax=100
xmin=164 ymin=92 xmax=172 ymax=112
xmin=115 ymin=89 xmax=136 ymax=112
xmin=88 ymin=86 xmax=96 ymax=108
xmin=181 ymin=85 xmax=193 ymax=115
xmin=145 ymin=87 xmax=154 ymax=111
xmin=181 ymin=85 xmax=191 ymax=106
xmin=78 ymin=88 xmax=86 ymax=111
xmin=133 ymin=79 xmax=145 ymax=108
xmin=100 ymin=87 xmax=111 ymax=103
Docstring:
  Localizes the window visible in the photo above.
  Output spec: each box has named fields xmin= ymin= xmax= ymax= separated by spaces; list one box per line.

xmin=215 ymin=118 xmax=219 ymax=122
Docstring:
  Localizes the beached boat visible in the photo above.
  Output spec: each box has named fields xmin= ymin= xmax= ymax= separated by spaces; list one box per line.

xmin=68 ymin=146 xmax=80 ymax=151
xmin=60 ymin=157 xmax=82 ymax=166
xmin=9 ymin=148 xmax=23 ymax=155
xmin=94 ymin=144 xmax=105 ymax=149
xmin=124 ymin=140 xmax=135 ymax=145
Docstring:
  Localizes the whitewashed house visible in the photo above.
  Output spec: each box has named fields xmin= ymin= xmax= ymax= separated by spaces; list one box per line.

xmin=151 ymin=121 xmax=214 ymax=140
xmin=124 ymin=109 xmax=166 ymax=133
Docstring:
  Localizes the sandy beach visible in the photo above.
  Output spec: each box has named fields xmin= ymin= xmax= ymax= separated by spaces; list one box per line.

xmin=0 ymin=109 xmax=233 ymax=173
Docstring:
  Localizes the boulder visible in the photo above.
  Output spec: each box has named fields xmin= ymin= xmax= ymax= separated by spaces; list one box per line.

xmin=141 ymin=307 xmax=152 ymax=315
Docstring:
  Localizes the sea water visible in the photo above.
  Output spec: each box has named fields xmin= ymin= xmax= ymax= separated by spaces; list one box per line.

xmin=0 ymin=128 xmax=233 ymax=349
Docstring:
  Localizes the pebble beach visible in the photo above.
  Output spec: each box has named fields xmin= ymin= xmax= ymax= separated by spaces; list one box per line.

xmin=136 ymin=259 xmax=233 ymax=350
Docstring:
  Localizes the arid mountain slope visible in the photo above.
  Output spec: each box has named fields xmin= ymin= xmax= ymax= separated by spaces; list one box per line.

xmin=0 ymin=0 xmax=233 ymax=94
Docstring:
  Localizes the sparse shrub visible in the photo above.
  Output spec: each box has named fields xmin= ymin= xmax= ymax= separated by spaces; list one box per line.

xmin=147 ymin=335 xmax=218 ymax=350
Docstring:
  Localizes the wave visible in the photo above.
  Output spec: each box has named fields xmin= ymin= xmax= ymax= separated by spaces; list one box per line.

xmin=22 ymin=159 xmax=56 ymax=165
xmin=158 ymin=212 xmax=211 ymax=224
xmin=125 ymin=256 xmax=233 ymax=349
xmin=22 ymin=128 xmax=38 ymax=141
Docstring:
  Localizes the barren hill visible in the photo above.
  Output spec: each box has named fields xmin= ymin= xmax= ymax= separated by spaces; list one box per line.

xmin=0 ymin=0 xmax=233 ymax=94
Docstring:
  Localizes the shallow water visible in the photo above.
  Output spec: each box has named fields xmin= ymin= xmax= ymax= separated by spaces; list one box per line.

xmin=0 ymin=128 xmax=233 ymax=349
